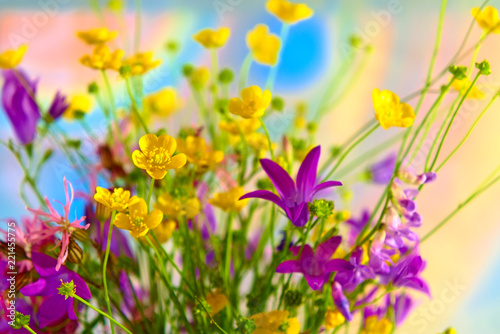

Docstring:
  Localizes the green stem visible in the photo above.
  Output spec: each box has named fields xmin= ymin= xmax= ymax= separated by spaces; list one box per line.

xmin=224 ymin=211 xmax=235 ymax=289
xmin=102 ymin=210 xmax=117 ymax=334
xmin=74 ymin=295 xmax=133 ymax=334
xmin=101 ymin=70 xmax=118 ymax=121
xmin=126 ymin=78 xmax=149 ymax=133
xmin=211 ymin=49 xmax=219 ymax=97
xmin=259 ymin=117 xmax=275 ymax=160
xmin=238 ymin=53 xmax=253 ymax=91
xmin=146 ymin=178 xmax=155 ymax=211
xmin=22 ymin=325 xmax=37 ymax=334
xmin=265 ymin=23 xmax=289 ymax=92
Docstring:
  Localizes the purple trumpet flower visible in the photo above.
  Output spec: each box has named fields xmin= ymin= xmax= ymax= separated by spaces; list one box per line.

xmin=334 ymin=247 xmax=375 ymax=291
xmin=241 ymin=146 xmax=342 ymax=227
xmin=20 ymin=252 xmax=91 ymax=328
xmin=368 ymin=230 xmax=396 ymax=274
xmin=331 ymin=282 xmax=353 ymax=321
xmin=276 ymin=236 xmax=349 ymax=290
xmin=1 ymin=69 xmax=40 ymax=145
xmin=48 ymin=91 xmax=69 ymax=120
xmin=384 ymin=207 xmax=418 ymax=249
xmin=368 ymin=153 xmax=396 ymax=184
xmin=362 ymin=293 xmax=413 ymax=327
xmin=381 ymin=254 xmax=431 ymax=296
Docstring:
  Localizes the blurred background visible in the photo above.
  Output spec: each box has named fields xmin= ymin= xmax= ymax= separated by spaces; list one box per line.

xmin=1 ymin=0 xmax=499 ymax=333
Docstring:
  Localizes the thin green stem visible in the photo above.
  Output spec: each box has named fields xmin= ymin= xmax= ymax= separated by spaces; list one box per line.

xmin=74 ymin=295 xmax=133 ymax=334
xmin=265 ymin=23 xmax=289 ymax=92
xmin=146 ymin=178 xmax=155 ymax=211
xmin=238 ymin=53 xmax=253 ymax=91
xmin=102 ymin=210 xmax=116 ymax=334
xmin=22 ymin=325 xmax=37 ymax=334
xmin=126 ymin=78 xmax=149 ymax=133
xmin=259 ymin=117 xmax=275 ymax=160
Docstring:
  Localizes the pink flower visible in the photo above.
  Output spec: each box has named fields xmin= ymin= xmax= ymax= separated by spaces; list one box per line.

xmin=26 ymin=177 xmax=89 ymax=271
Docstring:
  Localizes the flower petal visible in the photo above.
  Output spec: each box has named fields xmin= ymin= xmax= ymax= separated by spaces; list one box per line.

xmin=146 ymin=209 xmax=163 ymax=229
xmin=324 ymin=259 xmax=353 ymax=273
xmin=276 ymin=260 xmax=302 ymax=274
xmin=138 ymin=134 xmax=158 ymax=155
xmin=260 ymin=158 xmax=296 ymax=200
xmin=132 ymin=150 xmax=147 ymax=169
xmin=165 ymin=153 xmax=187 ymax=169
xmin=157 ymin=134 xmax=177 ymax=156
xmin=296 ymin=146 xmax=321 ymax=199
xmin=239 ymin=190 xmax=284 ymax=209
xmin=38 ymin=294 xmax=68 ymax=328
xmin=315 ymin=236 xmax=342 ymax=262
xmin=304 ymin=274 xmax=326 ymax=290
xmin=311 ymin=180 xmax=343 ymax=199
xmin=113 ymin=213 xmax=132 ymax=230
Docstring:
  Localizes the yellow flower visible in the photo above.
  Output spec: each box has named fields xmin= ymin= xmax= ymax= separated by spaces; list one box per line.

xmin=209 ymin=187 xmax=248 ymax=212
xmin=294 ymin=116 xmax=306 ymax=129
xmin=94 ymin=187 xmax=139 ymax=213
xmin=250 ymin=310 xmax=300 ymax=334
xmin=247 ymin=133 xmax=276 ymax=158
xmin=247 ymin=24 xmax=281 ymax=66
xmin=123 ymin=52 xmax=162 ymax=76
xmin=132 ymin=134 xmax=187 ymax=179
xmin=219 ymin=118 xmax=261 ymax=136
xmin=229 ymin=86 xmax=272 ymax=119
xmin=154 ymin=193 xmax=201 ymax=220
xmin=113 ymin=198 xmax=163 ymax=237
xmin=372 ymin=89 xmax=415 ymax=129
xmin=64 ymin=95 xmax=93 ymax=120
xmin=205 ymin=291 xmax=229 ymax=316
xmin=80 ymin=44 xmax=124 ymax=71
xmin=189 ymin=66 xmax=211 ymax=89
xmin=451 ymin=77 xmax=485 ymax=99
xmin=148 ymin=219 xmax=176 ymax=244
xmin=143 ymin=88 xmax=178 ymax=117
xmin=0 ymin=45 xmax=27 ymax=69
xmin=324 ymin=309 xmax=345 ymax=329
xmin=176 ymin=136 xmax=224 ymax=172
xmin=471 ymin=6 xmax=500 ymax=33
xmin=76 ymin=27 xmax=117 ymax=45
xmin=360 ymin=316 xmax=393 ymax=334
xmin=266 ymin=0 xmax=314 ymax=24
xmin=193 ymin=27 xmax=231 ymax=48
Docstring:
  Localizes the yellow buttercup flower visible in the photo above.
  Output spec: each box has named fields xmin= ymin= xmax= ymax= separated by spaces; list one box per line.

xmin=148 ymin=219 xmax=176 ymax=244
xmin=193 ymin=27 xmax=231 ymax=48
xmin=132 ymin=134 xmax=187 ymax=179
xmin=154 ymin=193 xmax=200 ymax=220
xmin=247 ymin=133 xmax=277 ymax=158
xmin=471 ymin=6 xmax=500 ymax=33
xmin=229 ymin=86 xmax=272 ymax=119
xmin=123 ymin=52 xmax=162 ymax=76
xmin=76 ymin=27 xmax=117 ymax=45
xmin=247 ymin=24 xmax=281 ymax=66
xmin=189 ymin=66 xmax=211 ymax=90
xmin=324 ymin=309 xmax=345 ymax=329
xmin=0 ymin=45 xmax=27 ymax=69
xmin=80 ymin=44 xmax=124 ymax=71
xmin=219 ymin=118 xmax=261 ymax=136
xmin=143 ymin=88 xmax=178 ymax=117
xmin=372 ymin=89 xmax=415 ymax=129
xmin=176 ymin=136 xmax=224 ymax=172
xmin=451 ymin=77 xmax=485 ymax=99
xmin=64 ymin=95 xmax=93 ymax=120
xmin=114 ymin=198 xmax=162 ymax=237
xmin=209 ymin=187 xmax=248 ymax=212
xmin=249 ymin=310 xmax=300 ymax=334
xmin=266 ymin=0 xmax=313 ymax=24
xmin=94 ymin=187 xmax=139 ymax=213
xmin=205 ymin=291 xmax=229 ymax=316
xmin=360 ymin=316 xmax=393 ymax=334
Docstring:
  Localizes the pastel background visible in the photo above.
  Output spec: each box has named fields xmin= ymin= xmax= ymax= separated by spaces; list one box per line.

xmin=0 ymin=0 xmax=499 ymax=333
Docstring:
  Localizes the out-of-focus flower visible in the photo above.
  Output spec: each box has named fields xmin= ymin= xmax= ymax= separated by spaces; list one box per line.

xmin=219 ymin=118 xmax=260 ymax=136
xmin=209 ymin=187 xmax=248 ymax=212
xmin=397 ymin=166 xmax=436 ymax=186
xmin=205 ymin=291 xmax=229 ymax=316
xmin=380 ymin=254 xmax=431 ymax=296
xmin=143 ymin=88 xmax=178 ymax=117
xmin=384 ymin=207 xmax=418 ymax=249
xmin=451 ymin=76 xmax=485 ymax=99
xmin=266 ymin=0 xmax=314 ymax=24
xmin=80 ymin=44 xmax=124 ymax=71
xmin=368 ymin=153 xmax=396 ymax=184
xmin=331 ymin=282 xmax=353 ymax=321
xmin=76 ymin=27 xmax=117 ymax=44
xmin=193 ymin=27 xmax=231 ymax=48
xmin=334 ymin=247 xmax=375 ymax=291
xmin=94 ymin=187 xmax=139 ymax=213
xmin=132 ymin=134 xmax=187 ymax=179
xmin=149 ymin=219 xmax=176 ymax=244
xmin=276 ymin=236 xmax=349 ymax=290
xmin=471 ymin=6 xmax=500 ymax=33
xmin=0 ymin=45 xmax=27 ymax=69
xmin=372 ymin=89 xmax=415 ymax=129
xmin=1 ymin=69 xmax=40 ymax=145
xmin=246 ymin=133 xmax=277 ymax=158
xmin=26 ymin=177 xmax=89 ymax=271
xmin=229 ymin=85 xmax=272 ymax=119
xmin=368 ymin=229 xmax=396 ymax=274
xmin=122 ymin=52 xmax=162 ymax=76
xmin=345 ymin=210 xmax=370 ymax=245
xmin=63 ymin=95 xmax=93 ymax=120
xmin=155 ymin=193 xmax=201 ymax=220
xmin=114 ymin=198 xmax=163 ymax=237
xmin=189 ymin=66 xmax=210 ymax=89
xmin=241 ymin=146 xmax=342 ymax=227
xmin=249 ymin=310 xmax=300 ymax=334
xmin=246 ymin=24 xmax=281 ymax=66
xmin=20 ymin=252 xmax=91 ymax=328
xmin=176 ymin=136 xmax=224 ymax=172
xmin=360 ymin=316 xmax=393 ymax=334
xmin=48 ymin=91 xmax=69 ymax=120
xmin=324 ymin=309 xmax=345 ymax=329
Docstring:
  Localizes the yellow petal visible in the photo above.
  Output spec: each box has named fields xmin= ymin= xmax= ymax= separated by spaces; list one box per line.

xmin=147 ymin=168 xmax=168 ymax=180
xmin=130 ymin=228 xmax=149 ymax=238
xmin=157 ymin=134 xmax=177 ymax=156
xmin=228 ymin=98 xmax=244 ymax=117
xmin=129 ymin=198 xmax=148 ymax=220
xmin=132 ymin=150 xmax=147 ymax=170
xmin=146 ymin=209 xmax=163 ymax=229
xmin=241 ymin=85 xmax=262 ymax=102
xmin=138 ymin=134 xmax=159 ymax=155
xmin=113 ymin=213 xmax=131 ymax=230
xmin=165 ymin=154 xmax=187 ymax=169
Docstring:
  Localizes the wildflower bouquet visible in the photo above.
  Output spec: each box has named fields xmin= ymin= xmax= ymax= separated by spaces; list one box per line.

xmin=1 ymin=1 xmax=499 ymax=333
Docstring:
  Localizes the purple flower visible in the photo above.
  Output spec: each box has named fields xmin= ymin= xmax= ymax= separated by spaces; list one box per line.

xmin=398 ymin=166 xmax=437 ymax=186
xmin=241 ymin=146 xmax=342 ymax=227
xmin=384 ymin=207 xmax=418 ymax=249
xmin=346 ymin=209 xmax=370 ymax=245
xmin=20 ymin=252 xmax=91 ymax=328
xmin=369 ymin=153 xmax=396 ymax=184
xmin=334 ymin=247 xmax=375 ymax=291
xmin=363 ymin=293 xmax=414 ymax=327
xmin=0 ymin=298 xmax=45 ymax=334
xmin=368 ymin=230 xmax=396 ymax=274
xmin=1 ymin=69 xmax=40 ymax=145
xmin=381 ymin=254 xmax=431 ymax=296
xmin=48 ymin=91 xmax=69 ymax=120
xmin=276 ymin=236 xmax=349 ymax=290
xmin=331 ymin=282 xmax=353 ymax=321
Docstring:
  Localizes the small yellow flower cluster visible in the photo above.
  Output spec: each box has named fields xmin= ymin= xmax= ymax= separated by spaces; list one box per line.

xmin=324 ymin=309 xmax=345 ymax=329
xmin=249 ymin=310 xmax=300 ymax=334
xmin=229 ymin=85 xmax=272 ymax=119
xmin=64 ymin=95 xmax=93 ymax=121
xmin=154 ymin=193 xmax=201 ymax=221
xmin=176 ymin=136 xmax=224 ymax=172
xmin=94 ymin=187 xmax=139 ymax=213
xmin=209 ymin=187 xmax=248 ymax=212
xmin=247 ymin=24 xmax=281 ymax=66
xmin=193 ymin=27 xmax=231 ymax=49
xmin=360 ymin=316 xmax=393 ymax=334
xmin=472 ymin=6 xmax=500 ymax=33
xmin=266 ymin=0 xmax=313 ymax=24
xmin=372 ymin=89 xmax=415 ymax=129
xmin=114 ymin=198 xmax=163 ymax=238
xmin=143 ymin=88 xmax=179 ymax=117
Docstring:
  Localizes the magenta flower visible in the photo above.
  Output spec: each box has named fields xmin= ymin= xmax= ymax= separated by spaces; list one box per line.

xmin=276 ymin=236 xmax=349 ymax=290
xmin=384 ymin=207 xmax=418 ymax=249
xmin=368 ymin=230 xmax=396 ymax=274
xmin=20 ymin=252 xmax=91 ymax=328
xmin=331 ymin=282 xmax=353 ymax=321
xmin=26 ymin=177 xmax=89 ymax=271
xmin=369 ymin=153 xmax=396 ymax=184
xmin=48 ymin=91 xmax=69 ymax=120
xmin=241 ymin=146 xmax=342 ymax=227
xmin=334 ymin=247 xmax=375 ymax=291
xmin=381 ymin=254 xmax=431 ymax=296
xmin=346 ymin=209 xmax=370 ymax=245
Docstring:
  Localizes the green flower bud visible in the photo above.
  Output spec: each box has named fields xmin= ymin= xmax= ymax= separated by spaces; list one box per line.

xmin=236 ymin=316 xmax=257 ymax=333
xmin=165 ymin=40 xmax=180 ymax=54
xmin=119 ymin=65 xmax=132 ymax=78
xmin=475 ymin=60 xmax=491 ymax=75
xmin=448 ymin=65 xmax=467 ymax=80
xmin=218 ymin=68 xmax=234 ymax=84
xmin=308 ymin=199 xmax=334 ymax=218
xmin=271 ymin=97 xmax=284 ymax=111
xmin=10 ymin=312 xmax=30 ymax=330
xmin=330 ymin=145 xmax=341 ymax=158
xmin=193 ymin=298 xmax=212 ymax=315
xmin=182 ymin=64 xmax=194 ymax=77
xmin=441 ymin=328 xmax=457 ymax=334
xmin=88 ymin=81 xmax=99 ymax=94
xmin=284 ymin=289 xmax=303 ymax=307
xmin=307 ymin=122 xmax=317 ymax=133
xmin=349 ymin=34 xmax=363 ymax=48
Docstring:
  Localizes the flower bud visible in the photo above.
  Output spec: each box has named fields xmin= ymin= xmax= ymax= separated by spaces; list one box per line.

xmin=308 ymin=199 xmax=334 ymax=218
xmin=95 ymin=201 xmax=111 ymax=222
xmin=218 ymin=68 xmax=234 ymax=84
xmin=67 ymin=237 xmax=83 ymax=264
xmin=182 ymin=64 xmax=194 ymax=76
xmin=271 ymin=96 xmax=284 ymax=111
xmin=88 ymin=81 xmax=99 ymax=94
xmin=284 ymin=289 xmax=303 ymax=307
xmin=475 ymin=59 xmax=491 ymax=75
xmin=448 ymin=65 xmax=467 ymax=80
